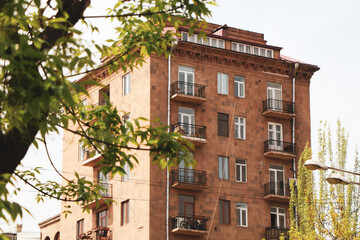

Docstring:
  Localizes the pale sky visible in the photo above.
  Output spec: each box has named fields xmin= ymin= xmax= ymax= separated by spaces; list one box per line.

xmin=2 ymin=0 xmax=360 ymax=233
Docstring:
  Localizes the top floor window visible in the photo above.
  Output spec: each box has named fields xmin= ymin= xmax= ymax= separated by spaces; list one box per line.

xmin=181 ymin=32 xmax=225 ymax=49
xmin=232 ymin=42 xmax=273 ymax=58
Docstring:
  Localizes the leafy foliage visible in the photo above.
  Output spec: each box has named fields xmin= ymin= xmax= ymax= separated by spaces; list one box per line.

xmin=0 ymin=0 xmax=214 ymax=223
xmin=289 ymin=121 xmax=360 ymax=240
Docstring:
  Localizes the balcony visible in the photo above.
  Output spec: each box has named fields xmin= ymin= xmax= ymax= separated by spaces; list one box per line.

xmin=263 ymin=99 xmax=295 ymax=119
xmin=78 ymin=227 xmax=111 ymax=240
xmin=94 ymin=100 xmax=112 ymax=107
xmin=171 ymin=81 xmax=206 ymax=104
xmin=171 ymin=216 xmax=208 ymax=236
xmin=264 ymin=182 xmax=290 ymax=202
xmin=172 ymin=123 xmax=207 ymax=146
xmin=83 ymin=183 xmax=113 ymax=209
xmin=82 ymin=147 xmax=103 ymax=167
xmin=171 ymin=168 xmax=207 ymax=191
xmin=265 ymin=227 xmax=289 ymax=240
xmin=264 ymin=140 xmax=296 ymax=160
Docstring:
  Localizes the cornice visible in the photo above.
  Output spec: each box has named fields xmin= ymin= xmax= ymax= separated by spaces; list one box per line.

xmin=174 ymin=42 xmax=318 ymax=83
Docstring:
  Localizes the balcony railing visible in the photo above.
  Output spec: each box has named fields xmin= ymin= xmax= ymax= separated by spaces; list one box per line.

xmin=171 ymin=123 xmax=206 ymax=140
xmin=170 ymin=82 xmax=206 ymax=104
xmin=264 ymin=140 xmax=296 ymax=160
xmin=171 ymin=216 xmax=207 ymax=235
xmin=78 ymin=227 xmax=111 ymax=240
xmin=263 ymin=99 xmax=295 ymax=114
xmin=264 ymin=182 xmax=290 ymax=198
xmin=171 ymin=81 xmax=205 ymax=98
xmin=98 ymin=183 xmax=112 ymax=198
xmin=265 ymin=227 xmax=289 ymax=240
xmin=171 ymin=168 xmax=207 ymax=190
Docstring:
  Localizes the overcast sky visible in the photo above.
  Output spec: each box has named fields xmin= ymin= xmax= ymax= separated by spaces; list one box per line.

xmin=2 ymin=0 xmax=360 ymax=233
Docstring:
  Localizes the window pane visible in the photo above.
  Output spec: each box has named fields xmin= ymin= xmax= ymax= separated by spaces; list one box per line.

xmin=254 ymin=47 xmax=259 ymax=55
xmin=218 ymin=157 xmax=223 ymax=179
xmin=231 ymin=43 xmax=237 ymax=51
xmin=242 ymin=165 xmax=246 ymax=182
xmin=239 ymin=44 xmax=245 ymax=52
xmin=236 ymin=164 xmax=240 ymax=181
xmin=182 ymin=32 xmax=188 ymax=41
xmin=260 ymin=48 xmax=266 ymax=56
xmin=246 ymin=46 xmax=251 ymax=53
xmin=242 ymin=209 xmax=247 ymax=226
xmin=267 ymin=50 xmax=273 ymax=58
xmin=219 ymin=40 xmax=225 ymax=49
xmin=211 ymin=38 xmax=217 ymax=47
xmin=219 ymin=200 xmax=223 ymax=223
xmin=224 ymin=201 xmax=229 ymax=224
xmin=224 ymin=157 xmax=229 ymax=179
xmin=218 ymin=113 xmax=229 ymax=136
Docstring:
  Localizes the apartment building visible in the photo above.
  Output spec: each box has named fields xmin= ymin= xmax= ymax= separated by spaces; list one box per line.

xmin=43 ymin=22 xmax=319 ymax=240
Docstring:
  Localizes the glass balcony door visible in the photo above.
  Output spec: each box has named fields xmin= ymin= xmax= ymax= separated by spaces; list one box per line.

xmin=267 ymin=82 xmax=282 ymax=111
xmin=179 ymin=66 xmax=194 ymax=96
xmin=268 ymin=122 xmax=283 ymax=151
xmin=269 ymin=165 xmax=284 ymax=196
xmin=178 ymin=107 xmax=195 ymax=136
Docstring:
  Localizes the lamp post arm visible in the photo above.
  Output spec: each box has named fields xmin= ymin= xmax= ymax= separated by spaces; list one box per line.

xmin=327 ymin=166 xmax=360 ymax=177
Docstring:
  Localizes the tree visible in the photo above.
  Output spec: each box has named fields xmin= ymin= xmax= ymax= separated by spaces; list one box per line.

xmin=0 ymin=0 xmax=214 ymax=225
xmin=289 ymin=121 xmax=360 ymax=240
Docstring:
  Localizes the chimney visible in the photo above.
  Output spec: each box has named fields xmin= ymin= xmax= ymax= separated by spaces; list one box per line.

xmin=16 ymin=224 xmax=22 ymax=233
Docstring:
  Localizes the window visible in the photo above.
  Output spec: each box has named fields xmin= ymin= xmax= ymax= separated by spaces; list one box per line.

xmin=98 ymin=170 xmax=110 ymax=197
xmin=78 ymin=141 xmax=85 ymax=161
xmin=269 ymin=164 xmax=284 ymax=196
xmin=235 ymin=159 xmax=247 ymax=183
xmin=234 ymin=76 xmax=245 ymax=98
xmin=121 ymin=200 xmax=129 ymax=225
xmin=122 ymin=162 xmax=130 ymax=181
xmin=81 ymin=98 xmax=87 ymax=106
xmin=268 ymin=122 xmax=283 ymax=151
xmin=178 ymin=66 xmax=194 ymax=96
xmin=271 ymin=207 xmax=286 ymax=228
xmin=178 ymin=107 xmax=195 ymax=136
xmin=181 ymin=32 xmax=225 ymax=49
xmin=179 ymin=195 xmax=195 ymax=217
xmin=122 ymin=113 xmax=131 ymax=133
xmin=97 ymin=209 xmax=108 ymax=227
xmin=231 ymin=42 xmax=274 ymax=58
xmin=267 ymin=82 xmax=282 ymax=111
xmin=218 ymin=156 xmax=229 ymax=180
xmin=218 ymin=113 xmax=229 ymax=137
xmin=123 ymin=73 xmax=131 ymax=96
xmin=235 ymin=117 xmax=246 ymax=140
xmin=217 ymin=72 xmax=228 ymax=95
xmin=76 ymin=219 xmax=84 ymax=237
xmin=219 ymin=200 xmax=230 ymax=224
xmin=236 ymin=203 xmax=248 ymax=227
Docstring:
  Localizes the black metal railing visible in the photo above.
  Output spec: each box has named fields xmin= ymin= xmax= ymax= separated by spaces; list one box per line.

xmin=263 ymin=99 xmax=295 ymax=114
xmin=171 ymin=168 xmax=207 ymax=186
xmin=265 ymin=227 xmax=289 ymax=240
xmin=171 ymin=216 xmax=207 ymax=231
xmin=264 ymin=182 xmax=290 ymax=197
xmin=264 ymin=140 xmax=296 ymax=154
xmin=172 ymin=123 xmax=206 ymax=139
xmin=171 ymin=81 xmax=206 ymax=98
xmin=97 ymin=183 xmax=112 ymax=198
xmin=78 ymin=227 xmax=111 ymax=240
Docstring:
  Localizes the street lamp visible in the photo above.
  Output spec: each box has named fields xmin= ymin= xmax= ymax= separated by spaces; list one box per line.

xmin=304 ymin=159 xmax=360 ymax=185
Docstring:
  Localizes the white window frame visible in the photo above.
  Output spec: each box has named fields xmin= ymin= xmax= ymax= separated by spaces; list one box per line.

xmin=122 ymin=162 xmax=130 ymax=181
xmin=271 ymin=207 xmax=286 ymax=228
xmin=181 ymin=32 xmax=225 ymax=49
xmin=218 ymin=156 xmax=229 ymax=180
xmin=231 ymin=42 xmax=274 ymax=58
xmin=235 ymin=116 xmax=246 ymax=140
xmin=234 ymin=76 xmax=245 ymax=98
xmin=235 ymin=159 xmax=247 ymax=183
xmin=217 ymin=72 xmax=229 ymax=95
xmin=236 ymin=203 xmax=248 ymax=227
xmin=79 ymin=141 xmax=85 ymax=161
xmin=123 ymin=73 xmax=131 ymax=96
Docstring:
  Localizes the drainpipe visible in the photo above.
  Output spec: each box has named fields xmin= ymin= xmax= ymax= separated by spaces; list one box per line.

xmin=292 ymin=62 xmax=299 ymax=179
xmin=292 ymin=62 xmax=299 ymax=225
xmin=166 ymin=40 xmax=178 ymax=240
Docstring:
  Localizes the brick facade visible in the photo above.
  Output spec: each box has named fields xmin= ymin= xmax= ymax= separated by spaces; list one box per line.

xmin=54 ymin=22 xmax=318 ymax=240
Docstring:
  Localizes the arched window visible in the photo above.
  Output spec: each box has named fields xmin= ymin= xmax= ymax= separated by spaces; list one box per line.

xmin=44 ymin=237 xmax=50 ymax=240
xmin=54 ymin=232 xmax=60 ymax=240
